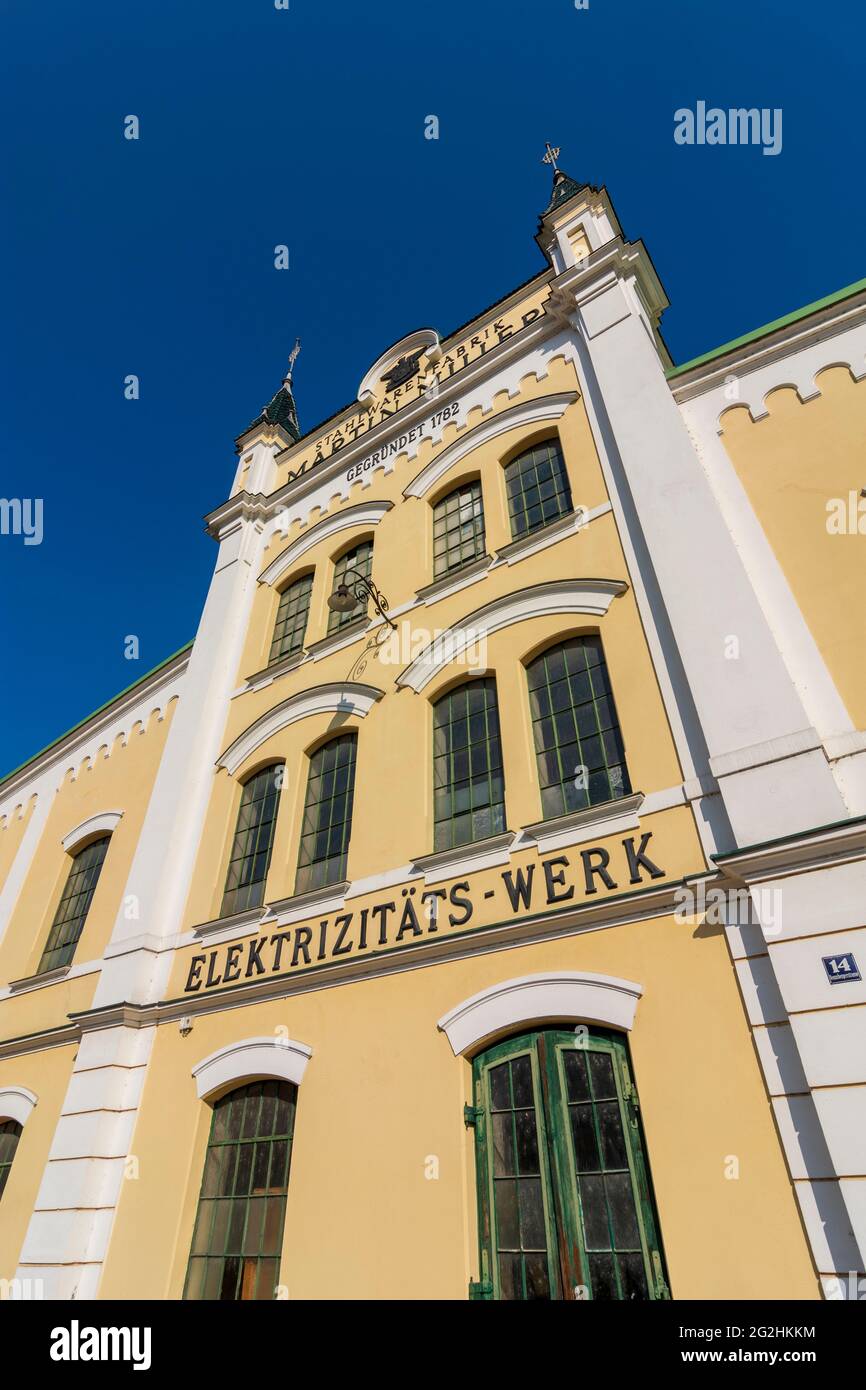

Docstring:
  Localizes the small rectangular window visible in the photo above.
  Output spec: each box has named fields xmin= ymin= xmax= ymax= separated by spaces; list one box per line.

xmin=504 ymin=440 xmax=572 ymax=539
xmin=221 ymin=765 xmax=283 ymax=917
xmin=433 ymin=679 xmax=506 ymax=851
xmin=269 ymin=574 xmax=313 ymax=664
xmin=38 ymin=835 xmax=110 ymax=974
xmin=296 ymin=734 xmax=357 ymax=893
xmin=432 ymin=480 xmax=486 ymax=577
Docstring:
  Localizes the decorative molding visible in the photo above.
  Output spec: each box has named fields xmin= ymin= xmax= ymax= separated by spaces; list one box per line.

xmin=217 ymin=682 xmax=384 ymax=775
xmin=518 ymin=793 xmax=644 ymax=854
xmin=411 ymin=832 xmax=516 ymax=886
xmin=357 ymin=329 xmax=441 ymax=404
xmin=437 ymin=970 xmax=644 ymax=1056
xmin=304 ymin=616 xmax=370 ymax=663
xmin=415 ymin=554 xmax=494 ymax=607
xmin=193 ymin=904 xmax=266 ymax=944
xmin=192 ymin=1036 xmax=312 ymax=1100
xmin=0 ymin=1085 xmax=38 ymax=1125
xmin=265 ymin=881 xmax=349 ymax=926
xmin=61 ymin=811 xmax=123 ymax=854
xmin=396 ymin=579 xmax=627 ymax=693
xmin=241 ymin=649 xmax=308 ymax=696
xmin=7 ymin=965 xmax=72 ymax=995
xmin=403 ymin=391 xmax=579 ymax=500
xmin=259 ymin=500 xmax=393 ymax=587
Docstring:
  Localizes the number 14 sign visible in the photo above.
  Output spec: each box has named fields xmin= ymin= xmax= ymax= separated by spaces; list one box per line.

xmin=822 ymin=953 xmax=862 ymax=985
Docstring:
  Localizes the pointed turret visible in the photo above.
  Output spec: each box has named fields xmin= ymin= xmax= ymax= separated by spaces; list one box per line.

xmin=237 ymin=339 xmax=302 ymax=446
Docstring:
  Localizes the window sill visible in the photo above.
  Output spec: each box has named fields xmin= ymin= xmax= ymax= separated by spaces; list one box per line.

xmin=305 ymin=617 xmax=369 ymax=662
xmin=411 ymin=831 xmax=515 ymax=886
xmin=518 ymin=792 xmax=644 ymax=854
xmin=192 ymin=904 xmax=268 ymax=944
xmin=490 ymin=504 xmax=610 ymax=569
xmin=265 ymin=880 xmax=350 ymax=926
xmin=242 ymin=648 xmax=309 ymax=695
xmin=415 ymin=554 xmax=493 ymax=607
xmin=7 ymin=963 xmax=72 ymax=994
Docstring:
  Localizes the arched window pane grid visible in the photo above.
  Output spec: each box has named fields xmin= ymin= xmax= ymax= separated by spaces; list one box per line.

xmin=504 ymin=439 xmax=572 ymax=539
xmin=433 ymin=678 xmax=505 ymax=852
xmin=269 ymin=574 xmax=313 ymax=664
xmin=184 ymin=1080 xmax=296 ymax=1301
xmin=0 ymin=1120 xmax=22 ymax=1201
xmin=433 ymin=480 xmax=486 ymax=577
xmin=38 ymin=835 xmax=110 ymax=974
xmin=527 ymin=636 xmax=630 ymax=820
xmin=296 ymin=734 xmax=357 ymax=894
xmin=327 ymin=541 xmax=373 ymax=632
xmin=221 ymin=765 xmax=284 ymax=917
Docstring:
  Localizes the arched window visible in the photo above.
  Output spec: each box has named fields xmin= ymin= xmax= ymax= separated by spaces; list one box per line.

xmin=295 ymin=734 xmax=357 ymax=894
xmin=38 ymin=834 xmax=111 ymax=974
xmin=527 ymin=635 xmax=630 ymax=819
xmin=221 ymin=764 xmax=284 ymax=917
xmin=504 ymin=438 xmax=572 ymax=539
xmin=183 ymin=1080 xmax=297 ymax=1301
xmin=0 ymin=1120 xmax=22 ymax=1201
xmin=470 ymin=1028 xmax=667 ymax=1301
xmin=433 ymin=479 xmax=486 ymax=577
xmin=327 ymin=540 xmax=373 ymax=632
xmin=269 ymin=573 xmax=313 ymax=664
xmin=433 ymin=678 xmax=505 ymax=851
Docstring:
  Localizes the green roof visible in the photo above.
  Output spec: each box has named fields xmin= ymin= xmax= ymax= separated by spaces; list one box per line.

xmin=667 ymin=276 xmax=866 ymax=379
xmin=0 ymin=640 xmax=193 ymax=792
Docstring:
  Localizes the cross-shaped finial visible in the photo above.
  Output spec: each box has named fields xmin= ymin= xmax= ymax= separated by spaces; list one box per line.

xmin=542 ymin=143 xmax=561 ymax=173
xmin=284 ymin=337 xmax=301 ymax=383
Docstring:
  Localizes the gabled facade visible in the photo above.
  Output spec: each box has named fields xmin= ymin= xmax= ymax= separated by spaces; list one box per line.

xmin=1 ymin=167 xmax=865 ymax=1301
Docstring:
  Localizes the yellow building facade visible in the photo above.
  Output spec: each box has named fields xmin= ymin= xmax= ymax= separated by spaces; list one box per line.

xmin=1 ymin=168 xmax=865 ymax=1302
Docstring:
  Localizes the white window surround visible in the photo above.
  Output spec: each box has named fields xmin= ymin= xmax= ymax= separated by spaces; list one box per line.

xmin=192 ymin=1037 xmax=313 ymax=1101
xmin=438 ymin=971 xmax=644 ymax=1056
xmin=402 ymin=391 xmax=579 ymax=500
xmin=258 ymin=499 xmax=393 ymax=588
xmin=0 ymin=1085 xmax=38 ymax=1126
xmin=396 ymin=579 xmax=627 ymax=693
xmin=61 ymin=811 xmax=123 ymax=854
xmin=216 ymin=681 xmax=383 ymax=776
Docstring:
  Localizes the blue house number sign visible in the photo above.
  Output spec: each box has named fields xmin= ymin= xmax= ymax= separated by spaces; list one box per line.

xmin=822 ymin=953 xmax=862 ymax=985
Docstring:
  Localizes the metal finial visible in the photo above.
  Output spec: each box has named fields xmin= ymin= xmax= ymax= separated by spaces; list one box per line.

xmin=542 ymin=143 xmax=561 ymax=174
xmin=284 ymin=337 xmax=301 ymax=384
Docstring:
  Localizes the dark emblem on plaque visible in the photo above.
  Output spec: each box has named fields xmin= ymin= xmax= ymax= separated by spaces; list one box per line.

xmin=381 ymin=349 xmax=424 ymax=392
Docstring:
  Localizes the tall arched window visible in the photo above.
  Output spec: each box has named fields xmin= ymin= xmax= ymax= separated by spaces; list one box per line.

xmin=527 ymin=635 xmax=630 ymax=819
xmin=0 ymin=1120 xmax=22 ymax=1202
xmin=295 ymin=734 xmax=357 ymax=894
xmin=433 ymin=678 xmax=505 ymax=851
xmin=470 ymin=1029 xmax=667 ymax=1301
xmin=504 ymin=438 xmax=572 ymax=539
xmin=38 ymin=834 xmax=111 ymax=974
xmin=327 ymin=540 xmax=373 ymax=632
xmin=433 ymin=479 xmax=486 ymax=577
xmin=221 ymin=764 xmax=284 ymax=917
xmin=269 ymin=573 xmax=313 ymax=664
xmin=184 ymin=1080 xmax=297 ymax=1301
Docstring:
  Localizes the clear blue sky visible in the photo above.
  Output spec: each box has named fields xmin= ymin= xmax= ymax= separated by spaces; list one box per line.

xmin=1 ymin=0 xmax=863 ymax=777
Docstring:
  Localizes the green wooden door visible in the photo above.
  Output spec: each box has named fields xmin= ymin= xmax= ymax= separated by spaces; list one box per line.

xmin=471 ymin=1028 xmax=669 ymax=1301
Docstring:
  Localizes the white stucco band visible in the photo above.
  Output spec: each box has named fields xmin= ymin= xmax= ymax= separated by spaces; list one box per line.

xmin=437 ymin=971 xmax=643 ymax=1056
xmin=258 ymin=499 xmax=393 ymax=588
xmin=396 ymin=579 xmax=627 ymax=693
xmin=0 ymin=1085 xmax=38 ymax=1125
xmin=192 ymin=1037 xmax=313 ymax=1100
xmin=61 ymin=811 xmax=123 ymax=854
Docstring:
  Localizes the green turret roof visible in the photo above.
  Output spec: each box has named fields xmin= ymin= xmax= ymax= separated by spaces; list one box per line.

xmin=240 ymin=379 xmax=300 ymax=443
xmin=542 ymin=168 xmax=596 ymax=217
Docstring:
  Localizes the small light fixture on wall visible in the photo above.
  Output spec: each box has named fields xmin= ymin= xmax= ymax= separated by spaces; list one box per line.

xmin=327 ymin=566 xmax=397 ymax=631
xmin=179 ymin=1016 xmax=193 ymax=1037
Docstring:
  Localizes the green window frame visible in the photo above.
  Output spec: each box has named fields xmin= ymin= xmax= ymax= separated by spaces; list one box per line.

xmin=327 ymin=540 xmax=373 ymax=632
xmin=38 ymin=835 xmax=110 ymax=974
xmin=295 ymin=734 xmax=357 ymax=894
xmin=268 ymin=573 xmax=313 ymax=664
xmin=184 ymin=1080 xmax=296 ymax=1301
xmin=221 ymin=764 xmax=284 ymax=917
xmin=527 ymin=635 xmax=630 ymax=819
xmin=504 ymin=438 xmax=572 ymax=539
xmin=432 ymin=479 xmax=486 ymax=577
xmin=433 ymin=678 xmax=505 ymax=852
xmin=471 ymin=1028 xmax=668 ymax=1301
xmin=0 ymin=1119 xmax=22 ymax=1202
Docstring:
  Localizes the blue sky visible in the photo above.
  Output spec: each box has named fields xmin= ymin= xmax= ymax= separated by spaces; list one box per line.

xmin=1 ymin=0 xmax=863 ymax=777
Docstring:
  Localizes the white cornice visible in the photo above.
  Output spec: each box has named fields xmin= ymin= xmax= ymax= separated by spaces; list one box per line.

xmin=437 ymin=970 xmax=644 ymax=1056
xmin=258 ymin=500 xmax=393 ymax=587
xmin=192 ymin=1036 xmax=312 ymax=1099
xmin=61 ymin=811 xmax=123 ymax=854
xmin=402 ymin=391 xmax=579 ymax=500
xmin=396 ymin=579 xmax=627 ymax=693
xmin=216 ymin=682 xmax=384 ymax=775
